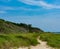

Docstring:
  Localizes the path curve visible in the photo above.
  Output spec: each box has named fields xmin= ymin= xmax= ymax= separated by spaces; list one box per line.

xmin=18 ymin=36 xmax=54 ymax=49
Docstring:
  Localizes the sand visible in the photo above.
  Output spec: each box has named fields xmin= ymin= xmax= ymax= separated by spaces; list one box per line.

xmin=18 ymin=37 xmax=54 ymax=49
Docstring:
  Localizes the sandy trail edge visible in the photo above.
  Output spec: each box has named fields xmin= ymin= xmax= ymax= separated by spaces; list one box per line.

xmin=18 ymin=36 xmax=54 ymax=49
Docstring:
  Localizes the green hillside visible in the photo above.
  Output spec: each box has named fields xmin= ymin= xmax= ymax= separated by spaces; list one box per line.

xmin=0 ymin=19 xmax=60 ymax=49
xmin=0 ymin=19 xmax=43 ymax=33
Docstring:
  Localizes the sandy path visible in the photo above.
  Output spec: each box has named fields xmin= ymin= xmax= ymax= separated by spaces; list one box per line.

xmin=18 ymin=37 xmax=54 ymax=49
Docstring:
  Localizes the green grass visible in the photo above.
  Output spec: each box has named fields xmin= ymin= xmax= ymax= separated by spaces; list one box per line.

xmin=0 ymin=33 xmax=39 ymax=49
xmin=0 ymin=32 xmax=60 ymax=49
xmin=40 ymin=32 xmax=60 ymax=49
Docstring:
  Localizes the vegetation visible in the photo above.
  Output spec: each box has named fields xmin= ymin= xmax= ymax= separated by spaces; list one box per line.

xmin=0 ymin=19 xmax=60 ymax=49
xmin=0 ymin=33 xmax=39 ymax=49
xmin=40 ymin=32 xmax=60 ymax=49
xmin=0 ymin=19 xmax=43 ymax=33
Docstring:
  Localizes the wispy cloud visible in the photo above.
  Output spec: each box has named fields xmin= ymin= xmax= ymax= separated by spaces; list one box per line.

xmin=38 ymin=1 xmax=60 ymax=9
xmin=0 ymin=0 xmax=11 ymax=2
xmin=0 ymin=6 xmax=14 ymax=14
xmin=0 ymin=6 xmax=14 ymax=10
xmin=0 ymin=6 xmax=40 ymax=11
xmin=18 ymin=0 xmax=60 ymax=9
xmin=0 ymin=11 xmax=6 ymax=14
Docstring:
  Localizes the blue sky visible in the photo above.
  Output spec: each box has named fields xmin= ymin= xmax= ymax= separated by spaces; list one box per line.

xmin=0 ymin=0 xmax=60 ymax=32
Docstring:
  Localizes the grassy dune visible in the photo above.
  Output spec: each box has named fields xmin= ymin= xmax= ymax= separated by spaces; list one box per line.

xmin=40 ymin=32 xmax=60 ymax=49
xmin=0 ymin=33 xmax=39 ymax=49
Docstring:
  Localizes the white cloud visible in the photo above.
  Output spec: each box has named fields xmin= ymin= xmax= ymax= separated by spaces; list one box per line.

xmin=0 ymin=11 xmax=6 ymax=14
xmin=38 ymin=1 xmax=60 ymax=9
xmin=0 ymin=6 xmax=40 ymax=11
xmin=18 ymin=0 xmax=60 ymax=9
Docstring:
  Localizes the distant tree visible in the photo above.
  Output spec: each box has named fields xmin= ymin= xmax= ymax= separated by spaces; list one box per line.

xmin=0 ymin=19 xmax=5 ymax=21
xmin=28 ymin=24 xmax=32 ymax=32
